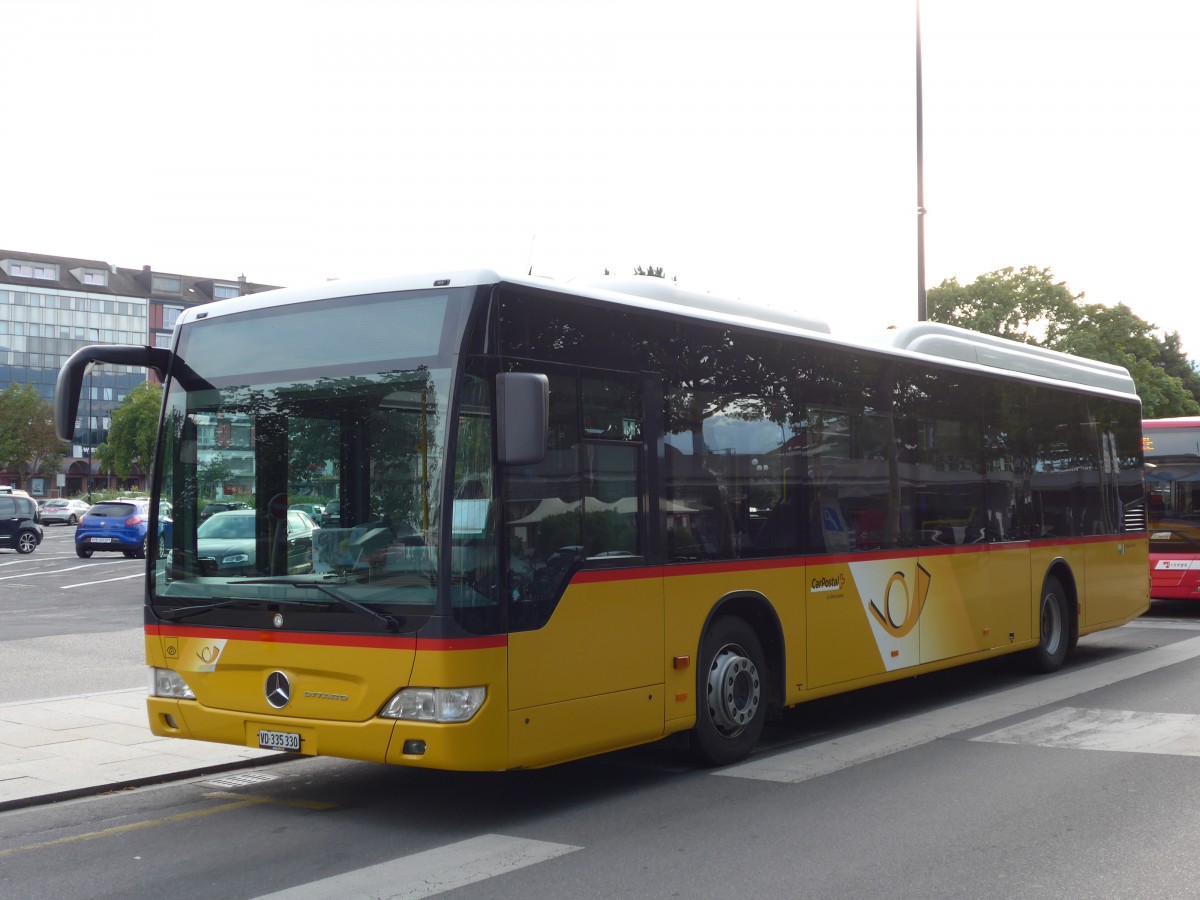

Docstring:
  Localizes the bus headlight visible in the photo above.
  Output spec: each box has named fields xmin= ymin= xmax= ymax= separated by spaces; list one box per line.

xmin=379 ymin=687 xmax=486 ymax=722
xmin=149 ymin=667 xmax=195 ymax=700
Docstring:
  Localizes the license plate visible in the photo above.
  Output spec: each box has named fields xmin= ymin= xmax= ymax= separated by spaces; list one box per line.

xmin=91 ymin=537 xmax=113 ymax=544
xmin=258 ymin=729 xmax=301 ymax=751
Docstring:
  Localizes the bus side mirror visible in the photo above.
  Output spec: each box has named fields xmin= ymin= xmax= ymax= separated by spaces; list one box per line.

xmin=55 ymin=344 xmax=172 ymax=441
xmin=496 ymin=372 xmax=548 ymax=466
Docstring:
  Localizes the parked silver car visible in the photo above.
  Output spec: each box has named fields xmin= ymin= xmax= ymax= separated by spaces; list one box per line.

xmin=40 ymin=498 xmax=92 ymax=525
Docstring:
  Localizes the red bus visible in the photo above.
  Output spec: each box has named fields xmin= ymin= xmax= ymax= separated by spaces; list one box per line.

xmin=1145 ymin=417 xmax=1200 ymax=600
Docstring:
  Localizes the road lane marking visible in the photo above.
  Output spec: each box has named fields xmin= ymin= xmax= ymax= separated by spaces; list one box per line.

xmin=717 ymin=633 xmax=1200 ymax=784
xmin=252 ymin=834 xmax=581 ymax=900
xmin=1124 ymin=618 xmax=1200 ymax=631
xmin=204 ymin=790 xmax=335 ymax=810
xmin=0 ymin=560 xmax=127 ymax=580
xmin=61 ymin=572 xmax=145 ymax=588
xmin=0 ymin=791 xmax=333 ymax=859
xmin=973 ymin=707 xmax=1200 ymax=756
xmin=0 ymin=798 xmax=265 ymax=859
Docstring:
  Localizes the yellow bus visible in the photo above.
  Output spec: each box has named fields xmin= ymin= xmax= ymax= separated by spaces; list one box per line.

xmin=55 ymin=271 xmax=1148 ymax=769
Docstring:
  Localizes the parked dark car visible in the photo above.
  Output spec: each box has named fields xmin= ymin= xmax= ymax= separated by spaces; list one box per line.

xmin=200 ymin=500 xmax=250 ymax=521
xmin=196 ymin=508 xmax=319 ymax=575
xmin=40 ymin=498 xmax=92 ymax=525
xmin=0 ymin=492 xmax=43 ymax=554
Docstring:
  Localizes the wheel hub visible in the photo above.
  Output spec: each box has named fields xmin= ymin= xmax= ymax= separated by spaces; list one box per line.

xmin=706 ymin=644 xmax=761 ymax=735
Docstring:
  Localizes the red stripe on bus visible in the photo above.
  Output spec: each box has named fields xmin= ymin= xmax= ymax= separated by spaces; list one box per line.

xmin=573 ymin=535 xmax=1139 ymax=580
xmin=144 ymin=623 xmax=506 ymax=650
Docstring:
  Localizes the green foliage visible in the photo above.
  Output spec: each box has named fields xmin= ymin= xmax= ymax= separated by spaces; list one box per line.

xmin=926 ymin=266 xmax=1080 ymax=344
xmin=536 ymin=509 xmax=635 ymax=556
xmin=537 ymin=511 xmax=582 ymax=556
xmin=97 ymin=380 xmax=163 ymax=478
xmin=198 ymin=454 xmax=234 ymax=496
xmin=1156 ymin=331 xmax=1200 ymax=402
xmin=928 ymin=266 xmax=1200 ymax=418
xmin=0 ymin=383 xmax=64 ymax=481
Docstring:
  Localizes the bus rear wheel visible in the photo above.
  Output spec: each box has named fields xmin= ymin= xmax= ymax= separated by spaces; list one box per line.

xmin=690 ymin=616 xmax=767 ymax=766
xmin=1031 ymin=576 xmax=1070 ymax=673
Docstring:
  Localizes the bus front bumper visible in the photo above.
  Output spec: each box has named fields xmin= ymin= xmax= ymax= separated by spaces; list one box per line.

xmin=147 ymin=696 xmax=512 ymax=771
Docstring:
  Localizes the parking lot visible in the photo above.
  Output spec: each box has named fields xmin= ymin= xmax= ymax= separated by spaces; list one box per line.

xmin=0 ymin=522 xmax=146 ymax=702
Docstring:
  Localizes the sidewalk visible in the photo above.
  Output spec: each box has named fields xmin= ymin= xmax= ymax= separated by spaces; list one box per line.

xmin=0 ymin=688 xmax=280 ymax=811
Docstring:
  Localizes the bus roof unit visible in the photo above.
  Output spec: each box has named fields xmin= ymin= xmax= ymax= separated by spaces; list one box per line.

xmin=886 ymin=321 xmax=1138 ymax=397
xmin=572 ymin=275 xmax=832 ymax=335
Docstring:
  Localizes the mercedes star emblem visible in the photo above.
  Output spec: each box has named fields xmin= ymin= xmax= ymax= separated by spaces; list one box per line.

xmin=265 ymin=671 xmax=291 ymax=709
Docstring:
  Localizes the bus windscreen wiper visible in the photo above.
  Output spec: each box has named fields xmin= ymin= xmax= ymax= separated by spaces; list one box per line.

xmin=157 ymin=596 xmax=310 ymax=622
xmin=232 ymin=579 xmax=405 ymax=632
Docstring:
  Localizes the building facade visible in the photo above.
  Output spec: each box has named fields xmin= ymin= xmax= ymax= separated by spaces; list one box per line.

xmin=0 ymin=249 xmax=279 ymax=497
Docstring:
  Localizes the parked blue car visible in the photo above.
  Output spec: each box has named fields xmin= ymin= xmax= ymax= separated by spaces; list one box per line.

xmin=75 ymin=498 xmax=171 ymax=559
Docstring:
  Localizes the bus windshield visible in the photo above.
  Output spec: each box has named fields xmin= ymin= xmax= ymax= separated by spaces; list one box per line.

xmin=1146 ymin=424 xmax=1200 ymax=552
xmin=149 ymin=287 xmax=488 ymax=630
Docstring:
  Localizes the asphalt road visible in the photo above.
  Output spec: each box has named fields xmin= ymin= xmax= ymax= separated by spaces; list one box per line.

xmin=3 ymin=612 xmax=1200 ymax=898
xmin=7 ymin=530 xmax=1200 ymax=897
xmin=0 ymin=523 xmax=145 ymax=702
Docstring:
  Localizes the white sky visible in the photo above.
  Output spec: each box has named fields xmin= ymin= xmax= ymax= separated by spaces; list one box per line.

xmin=3 ymin=0 xmax=1198 ymax=356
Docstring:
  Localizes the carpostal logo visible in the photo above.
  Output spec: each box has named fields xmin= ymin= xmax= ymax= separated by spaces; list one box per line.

xmin=811 ymin=573 xmax=847 ymax=593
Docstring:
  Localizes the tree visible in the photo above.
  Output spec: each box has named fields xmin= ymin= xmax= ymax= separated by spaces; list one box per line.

xmin=1154 ymin=330 xmax=1200 ymax=403
xmin=926 ymin=266 xmax=1080 ymax=345
xmin=0 ymin=384 xmax=64 ymax=486
xmin=97 ymin=381 xmax=163 ymax=479
xmin=603 ymin=265 xmax=676 ymax=281
xmin=928 ymin=266 xmax=1200 ymax=418
xmin=198 ymin=454 xmax=234 ymax=497
xmin=1051 ymin=302 xmax=1200 ymax=418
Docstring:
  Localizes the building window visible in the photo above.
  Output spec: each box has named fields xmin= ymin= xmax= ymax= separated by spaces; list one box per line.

xmin=213 ymin=283 xmax=240 ymax=299
xmin=152 ymin=275 xmax=182 ymax=293
xmin=70 ymin=266 xmax=109 ymax=286
xmin=162 ymin=306 xmax=184 ymax=329
xmin=10 ymin=263 xmax=55 ymax=279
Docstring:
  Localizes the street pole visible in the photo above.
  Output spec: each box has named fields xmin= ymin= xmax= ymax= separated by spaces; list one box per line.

xmin=916 ymin=0 xmax=927 ymax=322
xmin=86 ymin=365 xmax=94 ymax=502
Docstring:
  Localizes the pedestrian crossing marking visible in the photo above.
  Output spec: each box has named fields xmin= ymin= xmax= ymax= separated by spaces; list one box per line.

xmin=252 ymin=833 xmax=581 ymax=899
xmin=973 ymin=706 xmax=1200 ymax=756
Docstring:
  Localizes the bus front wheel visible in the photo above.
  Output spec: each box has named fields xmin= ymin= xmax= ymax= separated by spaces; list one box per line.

xmin=690 ymin=616 xmax=767 ymax=766
xmin=1031 ymin=576 xmax=1070 ymax=673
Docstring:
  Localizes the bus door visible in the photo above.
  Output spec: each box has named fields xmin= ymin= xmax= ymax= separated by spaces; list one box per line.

xmin=504 ymin=371 xmax=664 ymax=768
xmin=912 ymin=396 xmax=1029 ymax=663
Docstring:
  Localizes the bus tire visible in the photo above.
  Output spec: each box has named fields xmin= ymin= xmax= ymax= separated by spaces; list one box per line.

xmin=1030 ymin=575 xmax=1070 ymax=673
xmin=690 ymin=616 xmax=767 ymax=766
